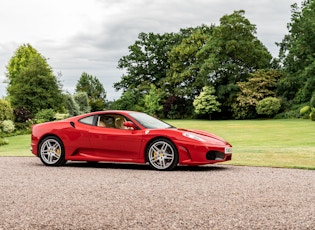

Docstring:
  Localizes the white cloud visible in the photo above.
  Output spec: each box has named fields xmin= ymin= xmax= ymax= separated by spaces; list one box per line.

xmin=0 ymin=0 xmax=301 ymax=100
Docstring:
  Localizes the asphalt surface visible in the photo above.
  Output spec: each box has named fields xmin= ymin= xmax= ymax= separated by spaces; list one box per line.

xmin=0 ymin=157 xmax=314 ymax=229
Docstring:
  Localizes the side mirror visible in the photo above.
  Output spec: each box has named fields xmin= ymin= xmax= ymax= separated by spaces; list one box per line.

xmin=123 ymin=121 xmax=137 ymax=130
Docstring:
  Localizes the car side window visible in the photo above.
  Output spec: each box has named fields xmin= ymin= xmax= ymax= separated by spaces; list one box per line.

xmin=79 ymin=115 xmax=95 ymax=125
xmin=97 ymin=114 xmax=131 ymax=130
xmin=98 ymin=115 xmax=115 ymax=128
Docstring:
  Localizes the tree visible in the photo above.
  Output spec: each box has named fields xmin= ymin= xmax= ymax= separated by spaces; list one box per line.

xmin=144 ymin=84 xmax=163 ymax=116
xmin=6 ymin=44 xmax=40 ymax=84
xmin=74 ymin=92 xmax=90 ymax=114
xmin=278 ymin=0 xmax=315 ymax=103
xmin=111 ymin=91 xmax=143 ymax=111
xmin=64 ymin=94 xmax=80 ymax=116
xmin=6 ymin=44 xmax=64 ymax=117
xmin=75 ymin=72 xmax=106 ymax=111
xmin=165 ymin=25 xmax=214 ymax=99
xmin=232 ymin=69 xmax=281 ymax=119
xmin=114 ymin=32 xmax=180 ymax=95
xmin=193 ymin=86 xmax=221 ymax=119
xmin=198 ymin=11 xmax=272 ymax=116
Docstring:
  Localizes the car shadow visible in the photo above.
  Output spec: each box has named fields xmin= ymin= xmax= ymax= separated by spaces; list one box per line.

xmin=64 ymin=161 xmax=229 ymax=172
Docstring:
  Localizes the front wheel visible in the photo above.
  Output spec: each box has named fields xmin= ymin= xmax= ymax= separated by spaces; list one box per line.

xmin=146 ymin=138 xmax=178 ymax=171
xmin=38 ymin=136 xmax=67 ymax=166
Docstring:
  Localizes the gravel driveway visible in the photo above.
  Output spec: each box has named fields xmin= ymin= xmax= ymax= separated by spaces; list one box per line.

xmin=0 ymin=157 xmax=314 ymax=229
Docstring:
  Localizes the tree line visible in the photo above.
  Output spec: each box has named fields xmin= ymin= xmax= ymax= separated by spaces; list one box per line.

xmin=1 ymin=0 xmax=315 ymax=133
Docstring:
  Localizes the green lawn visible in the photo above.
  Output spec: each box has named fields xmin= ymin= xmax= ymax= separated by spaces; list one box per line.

xmin=0 ymin=134 xmax=32 ymax=156
xmin=167 ymin=119 xmax=315 ymax=169
xmin=1 ymin=119 xmax=314 ymax=169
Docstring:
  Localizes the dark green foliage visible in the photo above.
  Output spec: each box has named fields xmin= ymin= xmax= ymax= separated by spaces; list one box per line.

xmin=278 ymin=0 xmax=315 ymax=104
xmin=310 ymin=108 xmax=315 ymax=121
xmin=163 ymin=96 xmax=191 ymax=119
xmin=310 ymin=92 xmax=315 ymax=108
xmin=165 ymin=25 xmax=214 ymax=99
xmin=198 ymin=11 xmax=272 ymax=116
xmin=111 ymin=91 xmax=143 ymax=111
xmin=34 ymin=109 xmax=56 ymax=123
xmin=75 ymin=72 xmax=106 ymax=111
xmin=6 ymin=45 xmax=64 ymax=118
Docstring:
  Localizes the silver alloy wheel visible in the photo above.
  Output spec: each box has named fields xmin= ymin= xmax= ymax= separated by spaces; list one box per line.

xmin=40 ymin=138 xmax=62 ymax=165
xmin=148 ymin=140 xmax=175 ymax=170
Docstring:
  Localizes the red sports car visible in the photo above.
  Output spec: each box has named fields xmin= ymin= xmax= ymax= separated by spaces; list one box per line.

xmin=31 ymin=110 xmax=232 ymax=170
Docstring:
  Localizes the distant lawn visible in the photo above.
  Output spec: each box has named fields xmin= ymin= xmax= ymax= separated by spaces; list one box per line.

xmin=1 ymin=119 xmax=314 ymax=169
xmin=0 ymin=135 xmax=32 ymax=156
xmin=167 ymin=119 xmax=315 ymax=170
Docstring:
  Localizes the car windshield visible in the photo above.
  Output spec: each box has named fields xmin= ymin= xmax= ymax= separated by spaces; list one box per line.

xmin=128 ymin=112 xmax=174 ymax=129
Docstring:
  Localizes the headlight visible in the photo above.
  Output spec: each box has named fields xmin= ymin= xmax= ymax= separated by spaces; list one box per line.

xmin=182 ymin=132 xmax=206 ymax=142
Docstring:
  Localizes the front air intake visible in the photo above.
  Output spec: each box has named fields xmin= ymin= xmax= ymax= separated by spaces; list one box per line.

xmin=206 ymin=151 xmax=225 ymax=160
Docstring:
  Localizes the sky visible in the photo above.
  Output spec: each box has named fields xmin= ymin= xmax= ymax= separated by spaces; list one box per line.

xmin=0 ymin=0 xmax=302 ymax=100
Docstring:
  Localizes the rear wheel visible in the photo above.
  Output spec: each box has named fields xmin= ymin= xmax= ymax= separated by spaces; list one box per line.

xmin=39 ymin=136 xmax=66 ymax=166
xmin=146 ymin=138 xmax=178 ymax=171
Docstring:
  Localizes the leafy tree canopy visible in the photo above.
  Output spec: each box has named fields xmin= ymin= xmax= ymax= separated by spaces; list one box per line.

xmin=232 ymin=69 xmax=282 ymax=119
xmin=198 ymin=10 xmax=272 ymax=115
xmin=75 ymin=72 xmax=106 ymax=111
xmin=6 ymin=44 xmax=64 ymax=116
xmin=278 ymin=0 xmax=315 ymax=103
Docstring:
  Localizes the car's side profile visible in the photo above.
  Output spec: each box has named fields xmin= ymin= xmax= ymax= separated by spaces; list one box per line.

xmin=31 ymin=110 xmax=232 ymax=170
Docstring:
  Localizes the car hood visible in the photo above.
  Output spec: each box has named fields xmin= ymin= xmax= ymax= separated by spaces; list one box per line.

xmin=177 ymin=128 xmax=231 ymax=146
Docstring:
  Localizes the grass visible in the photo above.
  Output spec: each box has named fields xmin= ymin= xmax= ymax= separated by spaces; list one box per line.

xmin=167 ymin=119 xmax=315 ymax=170
xmin=1 ymin=119 xmax=314 ymax=169
xmin=0 ymin=135 xmax=32 ymax=157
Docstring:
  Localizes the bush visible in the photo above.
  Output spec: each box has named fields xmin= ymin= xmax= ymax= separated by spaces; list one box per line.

xmin=0 ymin=99 xmax=14 ymax=121
xmin=310 ymin=108 xmax=315 ymax=121
xmin=300 ymin=106 xmax=311 ymax=119
xmin=256 ymin=97 xmax=281 ymax=117
xmin=35 ymin=109 xmax=56 ymax=123
xmin=1 ymin=120 xmax=15 ymax=133
xmin=0 ymin=138 xmax=9 ymax=146
xmin=14 ymin=107 xmax=33 ymax=122
xmin=274 ymin=110 xmax=299 ymax=119
xmin=310 ymin=92 xmax=315 ymax=108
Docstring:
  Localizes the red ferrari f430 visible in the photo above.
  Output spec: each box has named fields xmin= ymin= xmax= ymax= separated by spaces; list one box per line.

xmin=31 ymin=110 xmax=232 ymax=170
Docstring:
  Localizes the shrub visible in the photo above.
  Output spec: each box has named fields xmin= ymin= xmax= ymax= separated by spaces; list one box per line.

xmin=1 ymin=120 xmax=15 ymax=133
xmin=0 ymin=138 xmax=9 ymax=146
xmin=0 ymin=99 xmax=14 ymax=121
xmin=300 ymin=106 xmax=311 ymax=119
xmin=35 ymin=109 xmax=56 ymax=123
xmin=14 ymin=107 xmax=34 ymax=122
xmin=310 ymin=108 xmax=315 ymax=121
xmin=256 ymin=97 xmax=281 ymax=117
xmin=310 ymin=92 xmax=315 ymax=108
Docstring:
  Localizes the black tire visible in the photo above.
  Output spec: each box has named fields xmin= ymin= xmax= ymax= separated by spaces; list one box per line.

xmin=146 ymin=138 xmax=178 ymax=171
xmin=38 ymin=136 xmax=67 ymax=166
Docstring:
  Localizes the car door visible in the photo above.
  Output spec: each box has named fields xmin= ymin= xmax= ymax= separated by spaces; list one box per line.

xmin=88 ymin=115 xmax=144 ymax=161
